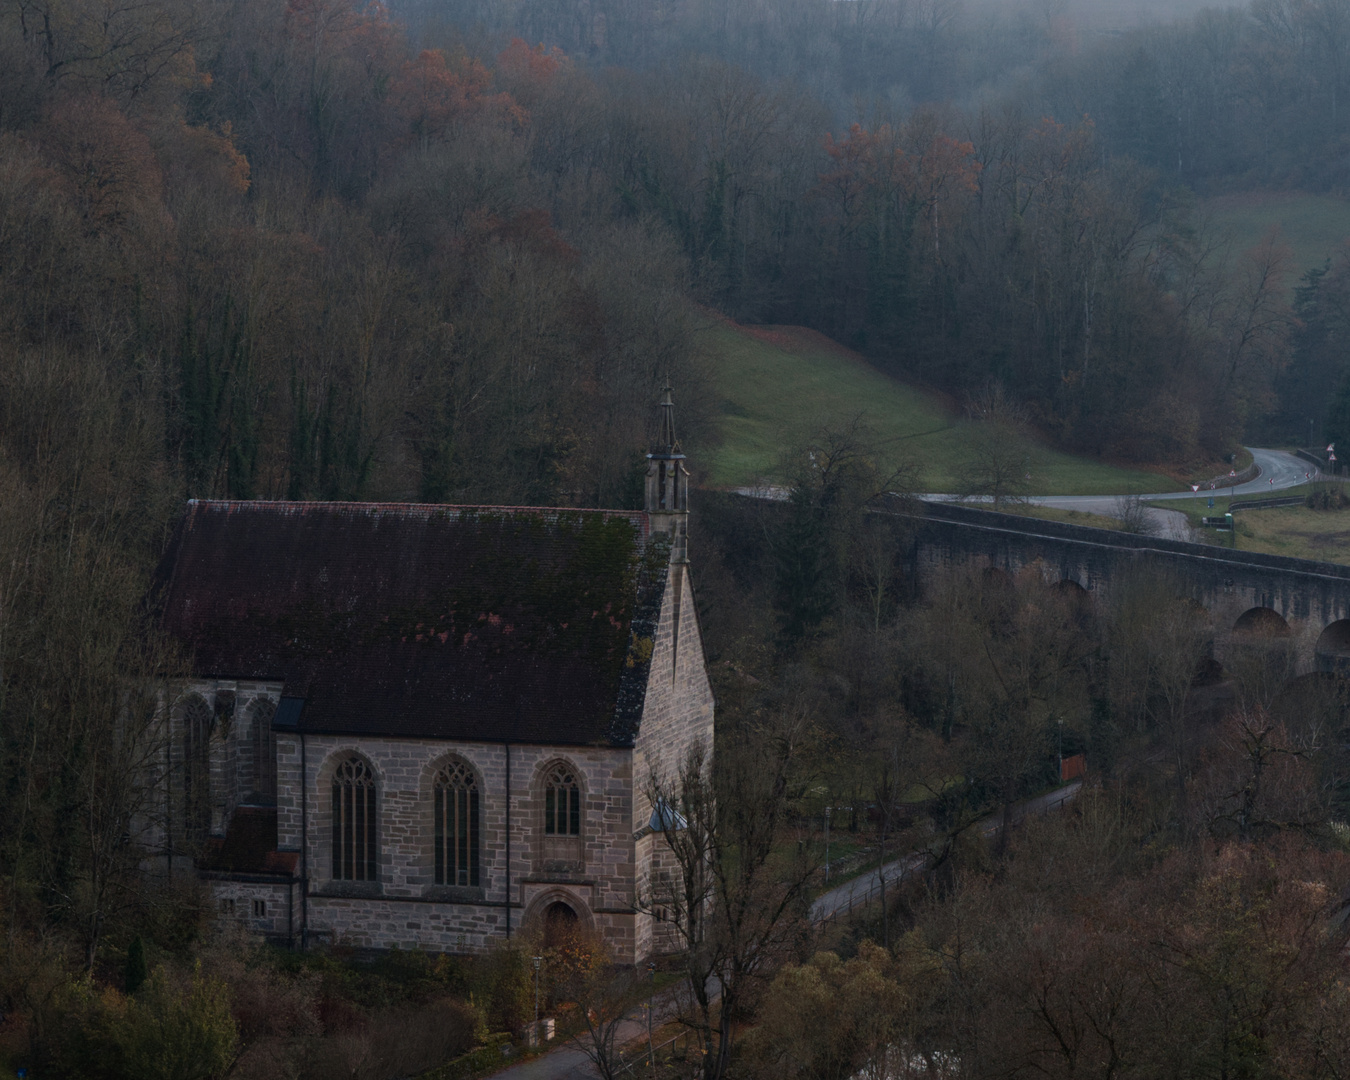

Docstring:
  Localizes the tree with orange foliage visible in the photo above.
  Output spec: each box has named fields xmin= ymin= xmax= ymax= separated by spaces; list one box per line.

xmin=40 ymin=94 xmax=167 ymax=237
xmin=499 ymin=38 xmax=567 ymax=91
xmin=387 ymin=49 xmax=523 ymax=152
xmin=813 ymin=116 xmax=978 ymax=340
xmin=901 ymin=120 xmax=980 ymax=266
xmin=156 ymin=120 xmax=251 ymax=204
xmin=554 ymin=932 xmax=643 ymax=1080
xmin=817 ymin=117 xmax=978 ymax=256
xmin=818 ymin=123 xmax=887 ymax=242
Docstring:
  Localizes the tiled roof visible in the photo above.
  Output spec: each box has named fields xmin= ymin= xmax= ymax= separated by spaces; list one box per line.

xmin=154 ymin=501 xmax=668 ymax=746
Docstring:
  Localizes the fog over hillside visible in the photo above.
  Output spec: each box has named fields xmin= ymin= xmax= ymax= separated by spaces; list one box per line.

xmin=6 ymin=0 xmax=1350 ymax=1074
xmin=398 ymin=0 xmax=1253 ymax=118
xmin=969 ymin=0 xmax=1246 ymax=37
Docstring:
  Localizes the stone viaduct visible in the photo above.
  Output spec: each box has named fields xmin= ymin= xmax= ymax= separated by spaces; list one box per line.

xmin=898 ymin=501 xmax=1350 ymax=674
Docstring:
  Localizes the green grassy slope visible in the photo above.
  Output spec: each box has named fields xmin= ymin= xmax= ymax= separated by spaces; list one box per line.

xmin=700 ymin=320 xmax=1172 ymax=494
xmin=1203 ymin=192 xmax=1350 ymax=292
xmin=1150 ymin=484 xmax=1350 ymax=565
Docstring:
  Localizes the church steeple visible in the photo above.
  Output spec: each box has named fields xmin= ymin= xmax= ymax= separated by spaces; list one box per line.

xmin=645 ymin=383 xmax=689 ymax=563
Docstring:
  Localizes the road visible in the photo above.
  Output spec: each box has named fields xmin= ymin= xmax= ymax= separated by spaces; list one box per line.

xmin=915 ymin=447 xmax=1317 ymax=540
xmin=491 ymin=1040 xmax=597 ymax=1080
xmin=1141 ymin=447 xmax=1315 ymax=500
xmin=744 ymin=449 xmax=1318 ymax=537
xmin=1025 ymin=447 xmax=1315 ymax=539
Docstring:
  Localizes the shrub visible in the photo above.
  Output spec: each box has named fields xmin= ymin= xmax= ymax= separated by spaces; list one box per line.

xmin=115 ymin=964 xmax=238 ymax=1080
xmin=469 ymin=945 xmax=533 ymax=1034
xmin=224 ymin=959 xmax=322 ymax=1043
xmin=46 ymin=964 xmax=237 ymax=1080
xmin=43 ymin=978 xmax=126 ymax=1079
xmin=298 ymin=998 xmax=483 ymax=1080
xmin=1306 ymin=484 xmax=1348 ymax=510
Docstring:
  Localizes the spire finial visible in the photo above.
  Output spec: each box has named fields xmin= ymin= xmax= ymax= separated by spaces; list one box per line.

xmin=657 ymin=380 xmax=679 ymax=456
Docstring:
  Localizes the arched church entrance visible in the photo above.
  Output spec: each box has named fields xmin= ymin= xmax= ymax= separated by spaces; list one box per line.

xmin=524 ymin=889 xmax=593 ymax=949
xmin=543 ymin=901 xmax=578 ymax=949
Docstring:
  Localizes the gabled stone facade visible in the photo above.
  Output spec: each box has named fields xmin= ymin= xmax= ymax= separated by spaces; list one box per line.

xmin=151 ymin=396 xmax=713 ymax=962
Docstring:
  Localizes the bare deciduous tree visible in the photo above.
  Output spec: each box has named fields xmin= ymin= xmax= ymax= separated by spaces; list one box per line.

xmin=643 ymin=711 xmax=816 ymax=1080
xmin=563 ymin=943 xmax=646 ymax=1080
xmin=957 ymin=387 xmax=1033 ymax=507
xmin=1112 ymin=493 xmax=1157 ymax=535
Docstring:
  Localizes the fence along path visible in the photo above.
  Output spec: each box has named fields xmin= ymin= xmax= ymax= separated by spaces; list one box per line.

xmin=810 ymin=780 xmax=1082 ymax=924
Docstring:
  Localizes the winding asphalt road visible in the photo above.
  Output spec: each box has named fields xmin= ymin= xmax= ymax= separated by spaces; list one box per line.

xmin=940 ymin=447 xmax=1319 ymax=540
xmin=1139 ymin=447 xmax=1316 ymax=499
xmin=745 ymin=449 xmax=1319 ymax=538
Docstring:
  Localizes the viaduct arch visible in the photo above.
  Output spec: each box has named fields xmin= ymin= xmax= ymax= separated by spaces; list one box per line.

xmin=899 ymin=501 xmax=1350 ymax=676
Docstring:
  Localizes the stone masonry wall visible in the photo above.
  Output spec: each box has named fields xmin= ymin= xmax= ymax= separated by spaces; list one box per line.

xmin=207 ymin=878 xmax=300 ymax=942
xmin=632 ymin=562 xmax=716 ymax=958
xmin=907 ymin=504 xmax=1350 ymax=675
xmin=275 ymin=735 xmax=642 ymax=957
xmin=154 ymin=681 xmax=282 ymax=853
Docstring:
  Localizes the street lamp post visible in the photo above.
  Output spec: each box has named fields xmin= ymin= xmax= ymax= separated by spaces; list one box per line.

xmin=532 ymin=955 xmax=542 ymax=1035
xmin=824 ymin=806 xmax=832 ymax=884
xmin=647 ymin=961 xmax=656 ymax=1070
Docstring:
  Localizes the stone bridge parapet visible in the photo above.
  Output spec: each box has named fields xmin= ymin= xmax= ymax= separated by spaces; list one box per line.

xmin=897 ymin=501 xmax=1350 ymax=674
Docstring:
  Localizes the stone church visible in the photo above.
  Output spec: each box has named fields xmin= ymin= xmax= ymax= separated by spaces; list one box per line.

xmin=149 ymin=392 xmax=712 ymax=962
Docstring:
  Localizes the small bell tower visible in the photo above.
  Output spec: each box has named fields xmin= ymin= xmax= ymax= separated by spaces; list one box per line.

xmin=645 ymin=384 xmax=689 ymax=563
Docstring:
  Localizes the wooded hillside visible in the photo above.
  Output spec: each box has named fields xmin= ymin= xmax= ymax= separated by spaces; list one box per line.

xmin=4 ymin=2 xmax=1350 ymax=1076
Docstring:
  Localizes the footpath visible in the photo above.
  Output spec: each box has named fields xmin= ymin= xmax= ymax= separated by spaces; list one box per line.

xmin=491 ymin=986 xmax=685 ymax=1080
xmin=810 ymin=780 xmax=1081 ymax=923
xmin=492 ymin=779 xmax=1082 ymax=1080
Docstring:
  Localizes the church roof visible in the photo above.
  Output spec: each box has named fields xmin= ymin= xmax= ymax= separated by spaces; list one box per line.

xmin=153 ymin=501 xmax=669 ymax=747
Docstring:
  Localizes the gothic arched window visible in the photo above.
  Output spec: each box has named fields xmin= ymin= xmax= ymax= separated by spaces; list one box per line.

xmin=434 ymin=759 xmax=480 ymax=887
xmin=182 ymin=694 xmax=212 ymax=847
xmin=249 ymin=699 xmax=277 ymax=804
xmin=332 ymin=756 xmax=377 ymax=881
xmin=544 ymin=764 xmax=581 ymax=836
